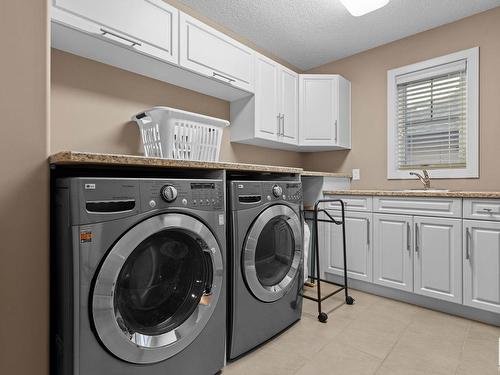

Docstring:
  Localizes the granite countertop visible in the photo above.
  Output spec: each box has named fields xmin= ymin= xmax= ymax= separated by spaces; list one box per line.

xmin=49 ymin=151 xmax=303 ymax=174
xmin=323 ymin=189 xmax=500 ymax=199
xmin=301 ymin=171 xmax=352 ymax=178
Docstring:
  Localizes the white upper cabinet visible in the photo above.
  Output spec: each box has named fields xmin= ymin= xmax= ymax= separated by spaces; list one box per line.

xmin=230 ymin=53 xmax=298 ymax=149
xmin=299 ymin=74 xmax=351 ymax=150
xmin=52 ymin=0 xmax=178 ymax=63
xmin=279 ymin=68 xmax=299 ymax=144
xmin=413 ymin=217 xmax=462 ymax=303
xmin=254 ymin=55 xmax=280 ymax=140
xmin=179 ymin=12 xmax=255 ymax=93
xmin=463 ymin=220 xmax=500 ymax=314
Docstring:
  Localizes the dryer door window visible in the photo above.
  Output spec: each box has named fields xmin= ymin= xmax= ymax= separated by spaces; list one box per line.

xmin=92 ymin=213 xmax=223 ymax=364
xmin=243 ymin=204 xmax=302 ymax=302
xmin=255 ymin=216 xmax=295 ymax=287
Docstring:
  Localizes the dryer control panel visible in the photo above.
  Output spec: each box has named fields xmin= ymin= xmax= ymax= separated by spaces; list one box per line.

xmin=231 ymin=181 xmax=302 ymax=209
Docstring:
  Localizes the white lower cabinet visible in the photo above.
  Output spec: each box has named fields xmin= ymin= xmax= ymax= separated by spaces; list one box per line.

xmin=413 ymin=216 xmax=462 ymax=303
xmin=316 ymin=195 xmax=500 ymax=315
xmin=463 ymin=220 xmax=500 ymax=314
xmin=324 ymin=211 xmax=372 ymax=282
xmin=373 ymin=214 xmax=413 ymax=292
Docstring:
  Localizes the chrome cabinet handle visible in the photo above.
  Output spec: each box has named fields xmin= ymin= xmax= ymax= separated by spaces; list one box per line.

xmin=334 ymin=120 xmax=338 ymax=143
xmin=281 ymin=114 xmax=285 ymax=137
xmin=481 ymin=208 xmax=493 ymax=213
xmin=277 ymin=113 xmax=281 ymax=136
xmin=212 ymin=72 xmax=236 ymax=83
xmin=100 ymin=28 xmax=142 ymax=47
xmin=407 ymin=222 xmax=411 ymax=251
xmin=465 ymin=227 xmax=471 ymax=260
xmin=415 ymin=223 xmax=419 ymax=254
xmin=366 ymin=219 xmax=370 ymax=246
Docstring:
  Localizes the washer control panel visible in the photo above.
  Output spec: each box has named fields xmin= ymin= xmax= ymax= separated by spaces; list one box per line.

xmin=232 ymin=181 xmax=302 ymax=208
xmin=141 ymin=179 xmax=224 ymax=211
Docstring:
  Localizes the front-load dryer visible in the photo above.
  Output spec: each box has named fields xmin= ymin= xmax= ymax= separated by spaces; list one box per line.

xmin=52 ymin=177 xmax=226 ymax=375
xmin=227 ymin=180 xmax=303 ymax=359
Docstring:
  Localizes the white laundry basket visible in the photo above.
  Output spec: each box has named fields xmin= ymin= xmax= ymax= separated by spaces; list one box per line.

xmin=132 ymin=106 xmax=229 ymax=161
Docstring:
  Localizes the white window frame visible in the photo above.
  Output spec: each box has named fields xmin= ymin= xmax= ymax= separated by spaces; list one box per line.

xmin=387 ymin=47 xmax=479 ymax=179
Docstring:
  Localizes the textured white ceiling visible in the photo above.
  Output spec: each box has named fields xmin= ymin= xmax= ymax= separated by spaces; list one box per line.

xmin=177 ymin=0 xmax=500 ymax=70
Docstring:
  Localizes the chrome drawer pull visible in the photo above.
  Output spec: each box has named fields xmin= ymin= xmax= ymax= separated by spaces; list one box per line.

xmin=100 ymin=28 xmax=142 ymax=47
xmin=212 ymin=72 xmax=236 ymax=83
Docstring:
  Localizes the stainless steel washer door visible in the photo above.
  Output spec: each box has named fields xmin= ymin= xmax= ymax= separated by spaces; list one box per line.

xmin=92 ymin=213 xmax=223 ymax=364
xmin=242 ymin=205 xmax=302 ymax=302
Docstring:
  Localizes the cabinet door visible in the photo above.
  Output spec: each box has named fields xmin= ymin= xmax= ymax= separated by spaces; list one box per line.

xmin=179 ymin=12 xmax=254 ymax=92
xmin=254 ymin=55 xmax=279 ymax=140
xmin=325 ymin=212 xmax=373 ymax=282
xmin=299 ymin=76 xmax=336 ymax=145
xmin=279 ymin=68 xmax=298 ymax=144
xmin=463 ymin=220 xmax=500 ymax=314
xmin=373 ymin=214 xmax=413 ymax=292
xmin=52 ymin=0 xmax=178 ymax=63
xmin=413 ymin=217 xmax=462 ymax=303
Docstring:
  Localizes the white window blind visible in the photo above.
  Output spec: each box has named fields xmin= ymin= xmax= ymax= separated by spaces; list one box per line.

xmin=396 ymin=60 xmax=467 ymax=170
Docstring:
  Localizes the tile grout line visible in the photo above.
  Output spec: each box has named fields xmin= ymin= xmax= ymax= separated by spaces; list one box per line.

xmin=371 ymin=310 xmax=419 ymax=374
xmin=291 ymin=308 xmax=358 ymax=374
xmin=453 ymin=321 xmax=472 ymax=375
xmin=291 ymin=294 xmax=381 ymax=374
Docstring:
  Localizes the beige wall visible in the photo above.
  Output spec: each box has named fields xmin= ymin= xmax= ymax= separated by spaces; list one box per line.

xmin=51 ymin=49 xmax=303 ymax=167
xmin=0 ymin=1 xmax=49 ymax=375
xmin=303 ymin=7 xmax=500 ymax=191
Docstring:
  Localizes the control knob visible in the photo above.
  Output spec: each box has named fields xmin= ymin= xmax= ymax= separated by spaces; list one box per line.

xmin=272 ymin=184 xmax=283 ymax=198
xmin=160 ymin=185 xmax=178 ymax=202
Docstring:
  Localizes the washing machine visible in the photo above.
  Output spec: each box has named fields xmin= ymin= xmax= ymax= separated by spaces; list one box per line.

xmin=52 ymin=177 xmax=226 ymax=375
xmin=227 ymin=180 xmax=303 ymax=359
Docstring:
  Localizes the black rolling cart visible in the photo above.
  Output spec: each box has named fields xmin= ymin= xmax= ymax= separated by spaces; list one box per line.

xmin=303 ymin=199 xmax=354 ymax=323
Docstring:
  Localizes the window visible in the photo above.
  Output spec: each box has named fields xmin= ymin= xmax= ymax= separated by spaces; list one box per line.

xmin=387 ymin=48 xmax=479 ymax=179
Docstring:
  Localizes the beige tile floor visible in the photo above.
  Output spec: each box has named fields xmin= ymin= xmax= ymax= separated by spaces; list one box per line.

xmin=222 ymin=287 xmax=500 ymax=375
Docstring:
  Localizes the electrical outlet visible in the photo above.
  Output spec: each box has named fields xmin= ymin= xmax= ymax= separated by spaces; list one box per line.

xmin=352 ymin=169 xmax=360 ymax=180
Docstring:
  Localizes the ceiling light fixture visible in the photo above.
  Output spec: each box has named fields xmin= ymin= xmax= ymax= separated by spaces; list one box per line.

xmin=340 ymin=0 xmax=390 ymax=17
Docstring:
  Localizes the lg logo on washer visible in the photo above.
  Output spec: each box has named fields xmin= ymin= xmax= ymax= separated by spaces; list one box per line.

xmin=84 ymin=183 xmax=96 ymax=190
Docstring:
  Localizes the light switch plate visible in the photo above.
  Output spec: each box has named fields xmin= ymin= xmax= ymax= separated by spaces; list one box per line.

xmin=352 ymin=169 xmax=360 ymax=180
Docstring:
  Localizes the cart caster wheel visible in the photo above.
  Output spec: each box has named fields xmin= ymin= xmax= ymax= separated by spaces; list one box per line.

xmin=346 ymin=296 xmax=355 ymax=305
xmin=318 ymin=312 xmax=328 ymax=323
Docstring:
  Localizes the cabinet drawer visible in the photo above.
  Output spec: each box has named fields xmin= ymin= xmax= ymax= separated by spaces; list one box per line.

xmin=464 ymin=199 xmax=500 ymax=221
xmin=322 ymin=195 xmax=372 ymax=212
xmin=373 ymin=197 xmax=461 ymax=218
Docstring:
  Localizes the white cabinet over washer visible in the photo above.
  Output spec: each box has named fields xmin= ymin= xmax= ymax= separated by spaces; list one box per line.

xmin=230 ymin=53 xmax=298 ymax=150
xmin=179 ymin=12 xmax=255 ymax=93
xmin=52 ymin=0 xmax=178 ymax=63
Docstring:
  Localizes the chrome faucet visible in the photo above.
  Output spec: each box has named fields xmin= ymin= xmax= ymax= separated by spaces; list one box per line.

xmin=409 ymin=170 xmax=431 ymax=190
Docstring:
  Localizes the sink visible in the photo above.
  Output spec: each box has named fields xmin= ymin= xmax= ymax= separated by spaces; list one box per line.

xmin=400 ymin=189 xmax=450 ymax=192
